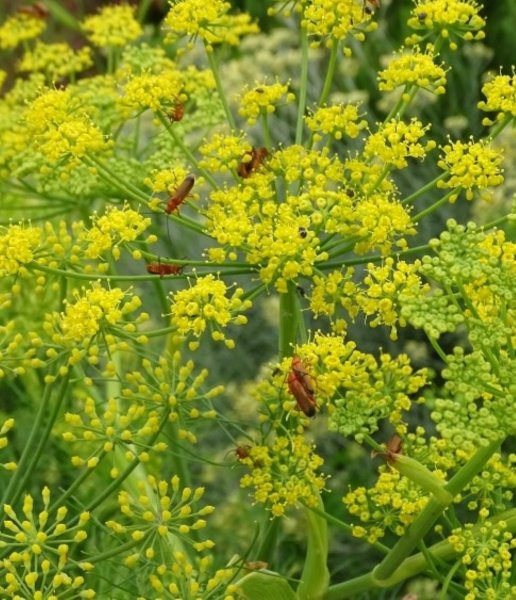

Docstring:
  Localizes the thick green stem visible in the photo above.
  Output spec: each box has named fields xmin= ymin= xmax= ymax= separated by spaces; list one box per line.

xmin=279 ymin=282 xmax=300 ymax=359
xmin=372 ymin=438 xmax=502 ymax=582
xmin=297 ymin=497 xmax=330 ymax=600
xmin=325 ymin=507 xmax=516 ymax=599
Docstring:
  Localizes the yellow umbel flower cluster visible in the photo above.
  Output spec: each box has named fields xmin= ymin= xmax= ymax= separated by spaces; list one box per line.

xmin=25 ymin=88 xmax=111 ymax=165
xmin=18 ymin=42 xmax=93 ymax=81
xmin=238 ymin=82 xmax=294 ymax=125
xmin=82 ymin=4 xmax=142 ymax=49
xmin=240 ymin=435 xmax=325 ymax=517
xmin=0 ymin=224 xmax=41 ymax=277
xmin=448 ymin=520 xmax=516 ymax=600
xmin=199 ymin=133 xmax=252 ymax=173
xmin=344 ymin=468 xmax=430 ymax=542
xmin=82 ymin=204 xmax=154 ymax=261
xmin=106 ymin=475 xmax=215 ymax=552
xmin=169 ymin=275 xmax=251 ymax=350
xmin=305 ymin=103 xmax=368 ymax=141
xmin=378 ymin=46 xmax=447 ymax=95
xmin=478 ymin=71 xmax=516 ymax=123
xmin=121 ymin=70 xmax=185 ymax=115
xmin=302 ymin=0 xmax=375 ymax=48
xmin=437 ymin=138 xmax=504 ymax=201
xmin=148 ymin=553 xmax=238 ymax=600
xmin=47 ymin=283 xmax=141 ymax=348
xmin=407 ymin=0 xmax=485 ymax=49
xmin=364 ymin=118 xmax=436 ymax=169
xmin=0 ymin=12 xmax=46 ymax=50
xmin=164 ymin=0 xmax=258 ymax=48
xmin=0 ymin=488 xmax=93 ymax=598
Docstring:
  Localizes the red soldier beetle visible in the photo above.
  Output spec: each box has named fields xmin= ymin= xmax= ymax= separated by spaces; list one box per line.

xmin=165 ymin=175 xmax=195 ymax=214
xmin=287 ymin=356 xmax=317 ymax=418
xmin=146 ymin=262 xmax=183 ymax=277
xmin=169 ymin=101 xmax=185 ymax=123
xmin=290 ymin=355 xmax=316 ymax=396
xmin=237 ymin=147 xmax=269 ymax=179
xmin=287 ymin=375 xmax=317 ymax=418
xmin=235 ymin=445 xmax=251 ymax=461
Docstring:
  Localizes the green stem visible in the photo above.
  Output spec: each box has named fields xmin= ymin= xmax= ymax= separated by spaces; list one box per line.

xmin=295 ymin=27 xmax=310 ymax=146
xmin=485 ymin=113 xmax=512 ymax=141
xmin=255 ymin=518 xmax=280 ymax=562
xmin=411 ymin=189 xmax=456 ymax=222
xmin=260 ymin=111 xmax=273 ymax=150
xmin=402 ymin=173 xmax=447 ymax=206
xmin=0 ymin=378 xmax=53 ymax=512
xmin=318 ymin=41 xmax=339 ymax=107
xmin=372 ymin=437 xmax=502 ymax=581
xmin=296 ymin=497 xmax=329 ymax=600
xmin=7 ymin=372 xmax=70 ymax=509
xmin=83 ymin=154 xmax=149 ymax=202
xmin=325 ymin=507 xmax=516 ymax=599
xmin=205 ymin=47 xmax=236 ymax=131
xmin=279 ymin=282 xmax=299 ymax=359
xmin=428 ymin=336 xmax=448 ymax=363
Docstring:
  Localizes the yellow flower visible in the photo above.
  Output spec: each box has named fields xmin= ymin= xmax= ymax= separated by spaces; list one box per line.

xmin=478 ymin=71 xmax=516 ymax=122
xmin=82 ymin=204 xmax=153 ymax=260
xmin=164 ymin=0 xmax=258 ymax=48
xmin=364 ymin=118 xmax=436 ymax=169
xmin=305 ymin=103 xmax=368 ymax=141
xmin=1 ymin=488 xmax=93 ymax=598
xmin=0 ymin=224 xmax=41 ymax=277
xmin=240 ymin=435 xmax=325 ymax=513
xmin=0 ymin=12 xmax=46 ymax=50
xmin=82 ymin=5 xmax=142 ymax=48
xmin=437 ymin=138 xmax=504 ymax=200
xmin=121 ymin=70 xmax=184 ymax=115
xmin=238 ymin=82 xmax=294 ymax=125
xmin=18 ymin=41 xmax=93 ymax=81
xmin=50 ymin=284 xmax=139 ymax=347
xmin=302 ymin=0 xmax=375 ymax=47
xmin=25 ymin=88 xmax=111 ymax=164
xmin=378 ymin=46 xmax=447 ymax=95
xmin=407 ymin=0 xmax=485 ymax=48
xmin=199 ymin=132 xmax=252 ymax=173
xmin=169 ymin=275 xmax=252 ymax=349
xmin=106 ymin=475 xmax=214 ymax=543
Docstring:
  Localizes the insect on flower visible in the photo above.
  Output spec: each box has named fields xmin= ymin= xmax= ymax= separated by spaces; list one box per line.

xmin=291 ymin=356 xmax=316 ymax=395
xmin=237 ymin=147 xmax=269 ymax=179
xmin=287 ymin=356 xmax=317 ymax=417
xmin=146 ymin=262 xmax=183 ymax=276
xmin=372 ymin=434 xmax=403 ymax=462
xmin=168 ymin=101 xmax=185 ymax=122
xmin=235 ymin=445 xmax=250 ymax=461
xmin=165 ymin=175 xmax=195 ymax=214
xmin=363 ymin=0 xmax=380 ymax=15
xmin=18 ymin=2 xmax=49 ymax=18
